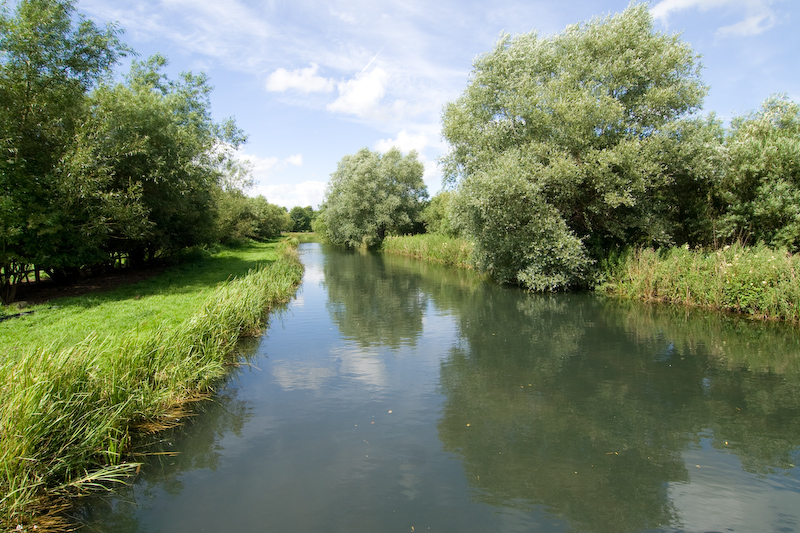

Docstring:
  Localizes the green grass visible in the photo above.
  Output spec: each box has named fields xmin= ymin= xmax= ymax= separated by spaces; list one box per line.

xmin=0 ymin=241 xmax=283 ymax=357
xmin=601 ymin=242 xmax=800 ymax=322
xmin=0 ymin=239 xmax=304 ymax=529
xmin=381 ymin=234 xmax=474 ymax=268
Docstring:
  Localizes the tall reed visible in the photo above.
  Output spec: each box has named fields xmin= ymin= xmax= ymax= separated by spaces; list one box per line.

xmin=0 ymin=242 xmax=303 ymax=529
xmin=602 ymin=242 xmax=800 ymax=322
xmin=382 ymin=234 xmax=474 ymax=268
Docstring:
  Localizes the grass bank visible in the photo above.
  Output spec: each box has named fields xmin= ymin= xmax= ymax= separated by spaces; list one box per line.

xmin=0 ymin=240 xmax=304 ymax=530
xmin=601 ymin=242 xmax=800 ymax=322
xmin=382 ymin=235 xmax=800 ymax=323
xmin=381 ymin=234 xmax=474 ymax=268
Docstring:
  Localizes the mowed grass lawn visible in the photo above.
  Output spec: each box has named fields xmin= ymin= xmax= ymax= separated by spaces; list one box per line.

xmin=1 ymin=241 xmax=282 ymax=357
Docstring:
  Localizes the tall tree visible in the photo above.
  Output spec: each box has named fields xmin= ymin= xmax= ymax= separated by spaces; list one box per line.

xmin=322 ymin=148 xmax=427 ymax=248
xmin=720 ymin=95 xmax=800 ymax=251
xmin=441 ymin=3 xmax=709 ymax=290
xmin=74 ymin=55 xmax=247 ymax=264
xmin=0 ymin=0 xmax=126 ymax=300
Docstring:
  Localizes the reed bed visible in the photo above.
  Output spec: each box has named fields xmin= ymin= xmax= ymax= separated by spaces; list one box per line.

xmin=382 ymin=234 xmax=474 ymax=268
xmin=0 ymin=242 xmax=303 ymax=529
xmin=602 ymin=242 xmax=800 ymax=322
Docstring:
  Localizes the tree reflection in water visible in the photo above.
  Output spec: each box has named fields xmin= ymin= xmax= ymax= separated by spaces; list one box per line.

xmin=75 ymin=245 xmax=800 ymax=533
xmin=436 ymin=287 xmax=800 ymax=532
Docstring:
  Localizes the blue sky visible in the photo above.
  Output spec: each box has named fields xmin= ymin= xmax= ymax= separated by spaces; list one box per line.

xmin=75 ymin=0 xmax=800 ymax=209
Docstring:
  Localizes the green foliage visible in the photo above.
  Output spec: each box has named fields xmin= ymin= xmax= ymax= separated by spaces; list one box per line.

xmin=250 ymin=196 xmax=291 ymax=239
xmin=452 ymin=160 xmax=593 ymax=290
xmin=640 ymin=115 xmax=726 ymax=247
xmin=214 ymin=191 xmax=289 ymax=243
xmin=603 ymin=242 xmax=800 ymax=322
xmin=75 ymin=55 xmax=247 ymax=262
xmin=720 ymin=95 xmax=800 ymax=251
xmin=421 ymin=190 xmax=459 ymax=237
xmin=289 ymin=205 xmax=315 ymax=232
xmin=322 ymin=147 xmax=428 ymax=248
xmin=311 ymin=206 xmax=329 ymax=239
xmin=0 ymin=1 xmax=256 ymax=303
xmin=441 ymin=3 xmax=708 ymax=291
xmin=0 ymin=0 xmax=127 ymax=301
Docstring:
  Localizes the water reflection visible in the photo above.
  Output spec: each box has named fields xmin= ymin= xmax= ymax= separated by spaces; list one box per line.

xmin=323 ymin=249 xmax=800 ymax=531
xmin=77 ymin=361 xmax=255 ymax=531
xmin=436 ymin=290 xmax=800 ymax=532
xmin=322 ymin=246 xmax=428 ymax=348
xmin=76 ymin=244 xmax=800 ymax=533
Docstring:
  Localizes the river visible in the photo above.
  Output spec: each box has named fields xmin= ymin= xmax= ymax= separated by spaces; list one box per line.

xmin=78 ymin=242 xmax=800 ymax=532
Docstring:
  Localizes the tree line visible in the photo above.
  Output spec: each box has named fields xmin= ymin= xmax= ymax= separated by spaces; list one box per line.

xmin=321 ymin=3 xmax=800 ymax=292
xmin=0 ymin=0 xmax=311 ymax=304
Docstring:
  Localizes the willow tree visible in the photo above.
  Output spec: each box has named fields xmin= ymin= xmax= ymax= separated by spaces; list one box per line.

xmin=441 ymin=3 xmax=710 ymax=290
xmin=720 ymin=95 xmax=800 ymax=251
xmin=322 ymin=147 xmax=427 ymax=248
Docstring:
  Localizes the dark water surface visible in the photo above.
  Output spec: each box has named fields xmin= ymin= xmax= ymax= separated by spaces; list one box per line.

xmin=80 ymin=243 xmax=800 ymax=532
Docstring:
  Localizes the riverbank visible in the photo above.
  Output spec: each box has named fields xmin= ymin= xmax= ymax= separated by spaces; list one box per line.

xmin=0 ymin=240 xmax=304 ymax=530
xmin=381 ymin=234 xmax=473 ymax=268
xmin=602 ymin=242 xmax=800 ymax=323
xmin=382 ymin=235 xmax=800 ymax=323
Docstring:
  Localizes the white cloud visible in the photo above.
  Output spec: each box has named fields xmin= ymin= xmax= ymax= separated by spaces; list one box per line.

xmin=239 ymin=151 xmax=321 ymax=207
xmin=244 ymin=152 xmax=303 ymax=176
xmin=266 ymin=63 xmax=335 ymax=93
xmin=329 ymin=7 xmax=359 ymax=25
xmin=650 ymin=0 xmax=779 ymax=37
xmin=374 ymin=130 xmax=429 ymax=154
xmin=327 ymin=68 xmax=389 ymax=117
xmin=251 ymin=181 xmax=327 ymax=209
xmin=285 ymin=153 xmax=303 ymax=166
xmin=717 ymin=12 xmax=777 ymax=36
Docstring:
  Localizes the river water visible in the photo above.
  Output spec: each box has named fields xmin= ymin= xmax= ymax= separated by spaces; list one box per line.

xmin=79 ymin=242 xmax=800 ymax=532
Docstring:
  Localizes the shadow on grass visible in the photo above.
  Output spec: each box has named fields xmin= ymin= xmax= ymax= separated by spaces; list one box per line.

xmin=58 ymin=252 xmax=277 ymax=310
xmin=4 ymin=242 xmax=280 ymax=318
xmin=0 ymin=241 xmax=284 ymax=355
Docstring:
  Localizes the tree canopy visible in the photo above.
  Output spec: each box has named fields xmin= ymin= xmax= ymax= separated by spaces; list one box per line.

xmin=322 ymin=148 xmax=427 ymax=248
xmin=441 ymin=3 xmax=710 ymax=290
xmin=0 ymin=0 xmax=127 ymax=298
xmin=0 ymin=0 xmax=285 ymax=302
xmin=72 ymin=54 xmax=248 ymax=264
xmin=720 ymin=95 xmax=800 ymax=250
xmin=289 ymin=205 xmax=315 ymax=232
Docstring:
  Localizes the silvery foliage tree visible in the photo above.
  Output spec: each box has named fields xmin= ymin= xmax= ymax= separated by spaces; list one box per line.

xmin=323 ymin=147 xmax=427 ymax=249
xmin=720 ymin=95 xmax=800 ymax=251
xmin=441 ymin=3 xmax=709 ymax=290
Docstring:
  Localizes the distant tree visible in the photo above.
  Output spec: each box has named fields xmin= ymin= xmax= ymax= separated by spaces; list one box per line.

xmin=213 ymin=191 xmax=290 ymax=243
xmin=441 ymin=3 xmax=708 ymax=290
xmin=311 ymin=206 xmax=329 ymax=237
xmin=289 ymin=205 xmax=314 ymax=232
xmin=421 ymin=190 xmax=459 ymax=237
xmin=322 ymin=148 xmax=427 ymax=248
xmin=251 ymin=197 xmax=290 ymax=239
xmin=214 ymin=189 xmax=257 ymax=244
xmin=0 ymin=0 xmax=126 ymax=300
xmin=719 ymin=95 xmax=800 ymax=251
